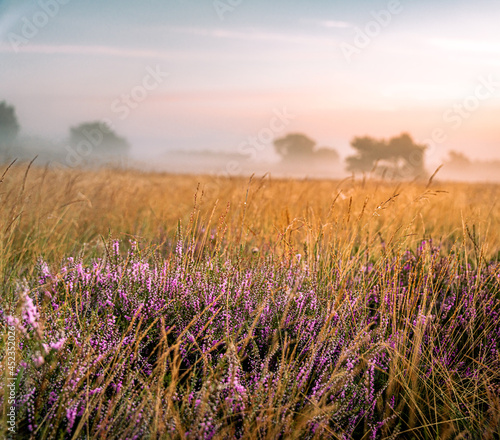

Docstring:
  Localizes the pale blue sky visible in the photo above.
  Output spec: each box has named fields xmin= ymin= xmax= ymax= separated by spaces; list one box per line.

xmin=1 ymin=0 xmax=500 ymax=162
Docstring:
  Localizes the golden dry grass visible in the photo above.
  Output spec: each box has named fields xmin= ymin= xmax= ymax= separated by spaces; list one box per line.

xmin=1 ymin=161 xmax=499 ymax=278
xmin=1 ymin=161 xmax=500 ymax=439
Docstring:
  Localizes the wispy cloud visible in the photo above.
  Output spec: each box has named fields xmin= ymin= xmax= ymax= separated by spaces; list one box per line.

xmin=428 ymin=38 xmax=500 ymax=54
xmin=320 ymin=20 xmax=352 ymax=29
xmin=166 ymin=26 xmax=339 ymax=46
xmin=381 ymin=82 xmax=468 ymax=101
xmin=0 ymin=43 xmax=177 ymax=58
xmin=301 ymin=19 xmax=352 ymax=29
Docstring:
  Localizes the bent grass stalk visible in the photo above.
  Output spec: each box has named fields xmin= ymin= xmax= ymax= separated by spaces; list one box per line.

xmin=0 ymin=163 xmax=499 ymax=439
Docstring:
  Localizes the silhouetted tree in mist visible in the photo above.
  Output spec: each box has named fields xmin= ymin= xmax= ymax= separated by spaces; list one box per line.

xmin=346 ymin=136 xmax=386 ymax=172
xmin=66 ymin=121 xmax=130 ymax=167
xmin=69 ymin=122 xmax=130 ymax=154
xmin=274 ymin=133 xmax=315 ymax=160
xmin=441 ymin=150 xmax=500 ymax=181
xmin=274 ymin=133 xmax=339 ymax=164
xmin=346 ymin=133 xmax=426 ymax=178
xmin=0 ymin=101 xmax=20 ymax=159
xmin=446 ymin=150 xmax=471 ymax=167
xmin=314 ymin=147 xmax=340 ymax=162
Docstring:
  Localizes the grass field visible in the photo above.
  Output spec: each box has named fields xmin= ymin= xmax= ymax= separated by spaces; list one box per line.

xmin=1 ymin=161 xmax=499 ymax=439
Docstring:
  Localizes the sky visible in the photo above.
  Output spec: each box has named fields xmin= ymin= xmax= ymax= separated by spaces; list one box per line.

xmin=1 ymin=0 xmax=500 ymax=167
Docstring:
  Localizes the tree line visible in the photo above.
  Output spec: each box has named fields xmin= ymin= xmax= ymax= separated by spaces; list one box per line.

xmin=2 ymin=100 xmax=428 ymax=178
xmin=0 ymin=101 xmax=129 ymax=165
xmin=273 ymin=131 xmax=426 ymax=179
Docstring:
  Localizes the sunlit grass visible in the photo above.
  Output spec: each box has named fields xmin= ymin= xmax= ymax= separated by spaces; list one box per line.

xmin=1 ymin=162 xmax=499 ymax=439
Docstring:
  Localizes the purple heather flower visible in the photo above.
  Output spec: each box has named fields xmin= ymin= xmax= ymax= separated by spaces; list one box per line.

xmin=33 ymin=353 xmax=44 ymax=367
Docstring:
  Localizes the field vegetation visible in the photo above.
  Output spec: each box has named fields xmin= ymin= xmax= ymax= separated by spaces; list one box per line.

xmin=1 ymin=161 xmax=499 ymax=439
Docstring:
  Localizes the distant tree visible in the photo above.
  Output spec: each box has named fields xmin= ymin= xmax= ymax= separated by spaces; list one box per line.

xmin=387 ymin=133 xmax=426 ymax=175
xmin=274 ymin=133 xmax=315 ymax=160
xmin=0 ymin=101 xmax=21 ymax=161
xmin=274 ymin=133 xmax=339 ymax=164
xmin=69 ymin=121 xmax=130 ymax=155
xmin=0 ymin=101 xmax=20 ymax=144
xmin=446 ymin=150 xmax=471 ymax=166
xmin=315 ymin=147 xmax=340 ymax=162
xmin=346 ymin=136 xmax=386 ymax=172
xmin=346 ymin=133 xmax=426 ymax=178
